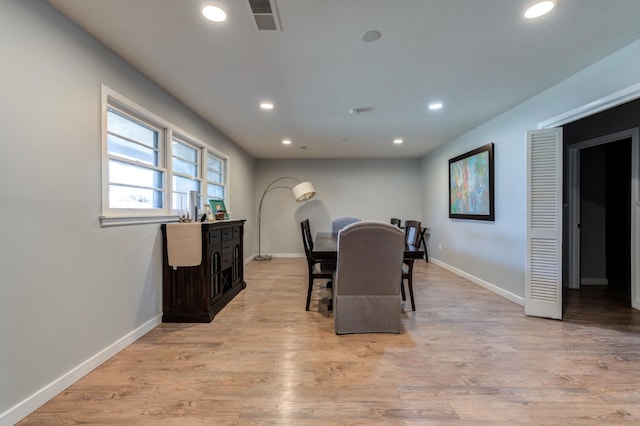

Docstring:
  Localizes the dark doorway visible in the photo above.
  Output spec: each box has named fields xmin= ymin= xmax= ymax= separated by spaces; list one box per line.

xmin=564 ymin=138 xmax=632 ymax=319
xmin=605 ymin=138 xmax=632 ymax=301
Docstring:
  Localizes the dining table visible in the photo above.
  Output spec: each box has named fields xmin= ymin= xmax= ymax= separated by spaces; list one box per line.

xmin=312 ymin=232 xmax=425 ymax=261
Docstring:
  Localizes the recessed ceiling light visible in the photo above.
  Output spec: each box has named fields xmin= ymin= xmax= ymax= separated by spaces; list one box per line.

xmin=524 ymin=1 xmax=555 ymax=19
xmin=202 ymin=5 xmax=227 ymax=22
xmin=393 ymin=138 xmax=403 ymax=145
xmin=260 ymin=102 xmax=274 ymax=110
xmin=282 ymin=139 xmax=291 ymax=145
xmin=428 ymin=102 xmax=444 ymax=111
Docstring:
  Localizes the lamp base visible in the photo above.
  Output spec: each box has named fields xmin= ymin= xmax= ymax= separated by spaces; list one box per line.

xmin=255 ymin=254 xmax=273 ymax=261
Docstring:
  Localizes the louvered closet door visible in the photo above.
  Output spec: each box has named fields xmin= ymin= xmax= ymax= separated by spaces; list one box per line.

xmin=525 ymin=128 xmax=563 ymax=319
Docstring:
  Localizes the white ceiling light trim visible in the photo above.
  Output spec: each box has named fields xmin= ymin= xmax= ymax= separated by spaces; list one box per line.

xmin=428 ymin=102 xmax=444 ymax=110
xmin=202 ymin=5 xmax=227 ymax=22
xmin=260 ymin=102 xmax=274 ymax=110
xmin=361 ymin=30 xmax=381 ymax=43
xmin=282 ymin=139 xmax=291 ymax=145
xmin=393 ymin=138 xmax=403 ymax=145
xmin=524 ymin=1 xmax=556 ymax=19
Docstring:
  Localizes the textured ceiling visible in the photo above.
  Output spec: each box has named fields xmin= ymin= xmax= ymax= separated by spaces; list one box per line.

xmin=47 ymin=0 xmax=640 ymax=159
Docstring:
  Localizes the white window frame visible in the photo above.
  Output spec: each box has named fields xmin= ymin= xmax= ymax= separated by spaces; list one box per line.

xmin=100 ymin=85 xmax=230 ymax=227
xmin=204 ymin=148 xmax=228 ymax=206
xmin=170 ymin=133 xmax=203 ymax=214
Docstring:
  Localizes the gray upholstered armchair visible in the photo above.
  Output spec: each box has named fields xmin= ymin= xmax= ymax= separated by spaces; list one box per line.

xmin=333 ymin=221 xmax=405 ymax=334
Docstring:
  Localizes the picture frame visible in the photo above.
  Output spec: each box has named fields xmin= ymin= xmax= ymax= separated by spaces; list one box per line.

xmin=204 ymin=204 xmax=215 ymax=221
xmin=208 ymin=199 xmax=229 ymax=220
xmin=449 ymin=143 xmax=494 ymax=221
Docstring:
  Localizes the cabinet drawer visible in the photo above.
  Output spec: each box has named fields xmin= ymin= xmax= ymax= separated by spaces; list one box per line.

xmin=221 ymin=227 xmax=233 ymax=241
xmin=232 ymin=226 xmax=241 ymax=238
xmin=222 ymin=241 xmax=234 ymax=254
xmin=209 ymin=229 xmax=222 ymax=245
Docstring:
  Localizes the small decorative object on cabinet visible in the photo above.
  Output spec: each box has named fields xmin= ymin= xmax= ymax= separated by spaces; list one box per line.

xmin=161 ymin=220 xmax=246 ymax=322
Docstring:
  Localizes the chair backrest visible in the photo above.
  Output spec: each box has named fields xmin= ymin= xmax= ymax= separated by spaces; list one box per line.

xmin=331 ymin=216 xmax=362 ymax=233
xmin=336 ymin=221 xmax=405 ymax=296
xmin=334 ymin=221 xmax=405 ymax=334
xmin=404 ymin=220 xmax=421 ymax=246
xmin=300 ymin=219 xmax=314 ymax=265
xmin=390 ymin=218 xmax=402 ymax=228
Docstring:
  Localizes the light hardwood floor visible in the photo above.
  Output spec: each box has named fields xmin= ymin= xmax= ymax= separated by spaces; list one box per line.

xmin=20 ymin=258 xmax=640 ymax=425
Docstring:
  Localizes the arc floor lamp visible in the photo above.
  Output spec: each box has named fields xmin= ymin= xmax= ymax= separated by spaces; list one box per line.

xmin=256 ymin=176 xmax=316 ymax=261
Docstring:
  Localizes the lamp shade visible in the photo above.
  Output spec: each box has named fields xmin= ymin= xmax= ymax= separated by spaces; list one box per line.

xmin=292 ymin=181 xmax=316 ymax=201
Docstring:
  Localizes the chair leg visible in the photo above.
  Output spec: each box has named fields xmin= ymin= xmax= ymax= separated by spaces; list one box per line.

xmin=422 ymin=238 xmax=429 ymax=262
xmin=407 ymin=263 xmax=416 ymax=311
xmin=408 ymin=275 xmax=416 ymax=311
xmin=400 ymin=279 xmax=406 ymax=301
xmin=306 ymin=276 xmax=313 ymax=311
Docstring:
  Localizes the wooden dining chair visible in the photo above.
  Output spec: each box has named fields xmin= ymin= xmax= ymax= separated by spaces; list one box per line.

xmin=402 ymin=220 xmax=421 ymax=311
xmin=390 ymin=218 xmax=402 ymax=228
xmin=300 ymin=219 xmax=334 ymax=311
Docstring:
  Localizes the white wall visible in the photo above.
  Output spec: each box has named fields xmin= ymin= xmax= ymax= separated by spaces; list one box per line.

xmin=0 ymin=1 xmax=255 ymax=423
xmin=421 ymin=37 xmax=640 ymax=301
xmin=255 ymin=159 xmax=422 ymax=256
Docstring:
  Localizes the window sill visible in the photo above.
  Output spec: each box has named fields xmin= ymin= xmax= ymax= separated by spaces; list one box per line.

xmin=99 ymin=215 xmax=180 ymax=228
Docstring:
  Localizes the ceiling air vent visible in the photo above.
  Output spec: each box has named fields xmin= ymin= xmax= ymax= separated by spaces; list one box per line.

xmin=248 ymin=0 xmax=281 ymax=31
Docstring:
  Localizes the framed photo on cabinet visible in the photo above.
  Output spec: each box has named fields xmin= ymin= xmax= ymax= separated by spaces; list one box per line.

xmin=208 ymin=199 xmax=228 ymax=220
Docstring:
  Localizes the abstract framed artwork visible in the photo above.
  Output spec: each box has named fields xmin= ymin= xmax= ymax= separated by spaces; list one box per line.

xmin=449 ymin=143 xmax=494 ymax=221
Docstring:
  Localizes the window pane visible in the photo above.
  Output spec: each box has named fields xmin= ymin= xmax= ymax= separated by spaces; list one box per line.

xmin=172 ymin=157 xmax=198 ymax=176
xmin=108 ymin=133 xmax=157 ymax=165
xmin=109 ymin=185 xmax=163 ymax=209
xmin=171 ymin=192 xmax=204 ymax=214
xmin=172 ymin=175 xmax=200 ymax=194
xmin=207 ymin=183 xmax=225 ymax=200
xmin=207 ymin=169 xmax=223 ymax=183
xmin=207 ymin=155 xmax=223 ymax=183
xmin=172 ymin=176 xmax=201 ymax=211
xmin=107 ymin=108 xmax=157 ymax=149
xmin=172 ymin=140 xmax=198 ymax=163
xmin=109 ymin=159 xmax=164 ymax=189
xmin=106 ymin=105 xmax=165 ymax=213
xmin=172 ymin=176 xmax=200 ymax=212
xmin=172 ymin=192 xmax=190 ymax=213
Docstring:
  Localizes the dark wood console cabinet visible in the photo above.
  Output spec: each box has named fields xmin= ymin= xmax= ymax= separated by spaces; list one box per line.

xmin=161 ymin=220 xmax=246 ymax=323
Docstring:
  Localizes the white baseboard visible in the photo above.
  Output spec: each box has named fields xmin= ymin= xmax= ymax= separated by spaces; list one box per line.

xmin=251 ymin=253 xmax=304 ymax=258
xmin=1 ymin=314 xmax=162 ymax=426
xmin=581 ymin=277 xmax=609 ymax=285
xmin=272 ymin=253 xmax=304 ymax=258
xmin=429 ymin=258 xmax=525 ymax=306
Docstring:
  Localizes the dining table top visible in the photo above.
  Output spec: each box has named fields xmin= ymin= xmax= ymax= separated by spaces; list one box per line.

xmin=312 ymin=232 xmax=424 ymax=261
